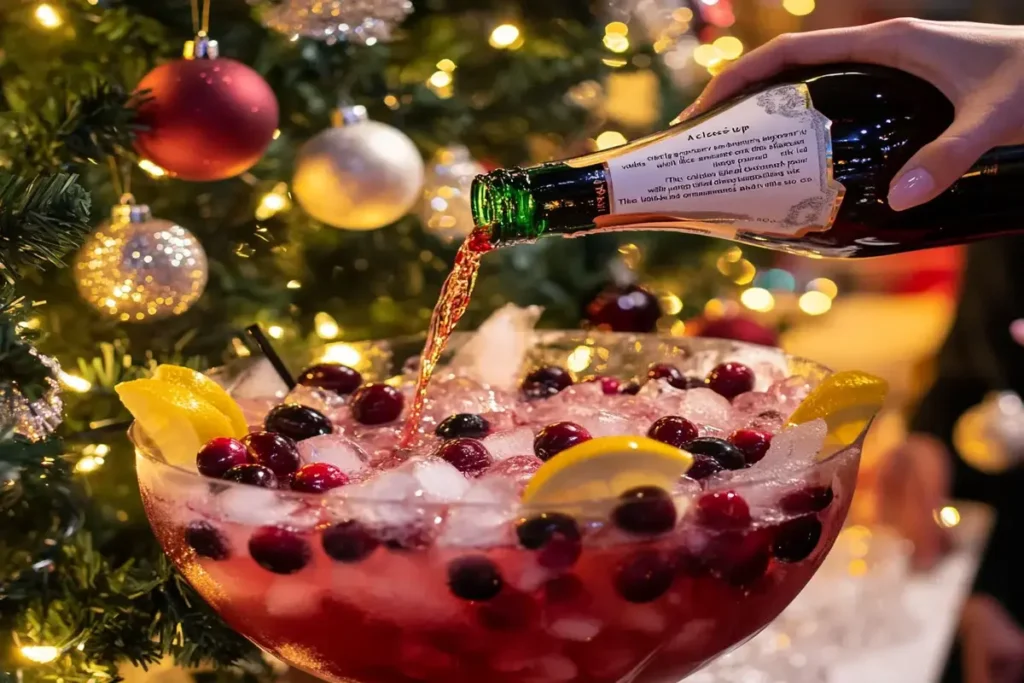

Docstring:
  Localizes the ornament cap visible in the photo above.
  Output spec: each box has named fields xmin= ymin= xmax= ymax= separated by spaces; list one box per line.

xmin=111 ymin=196 xmax=153 ymax=225
xmin=184 ymin=34 xmax=220 ymax=60
xmin=332 ymin=105 xmax=369 ymax=128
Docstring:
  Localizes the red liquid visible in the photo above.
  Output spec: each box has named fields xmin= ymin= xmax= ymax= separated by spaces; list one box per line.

xmin=399 ymin=227 xmax=493 ymax=447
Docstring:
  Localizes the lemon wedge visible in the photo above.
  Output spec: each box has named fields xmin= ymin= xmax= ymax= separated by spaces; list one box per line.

xmin=788 ymin=370 xmax=889 ymax=460
xmin=153 ymin=364 xmax=248 ymax=437
xmin=522 ymin=436 xmax=693 ymax=507
xmin=116 ymin=378 xmax=235 ymax=468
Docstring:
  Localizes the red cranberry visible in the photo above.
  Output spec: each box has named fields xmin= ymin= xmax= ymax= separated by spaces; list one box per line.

xmin=242 ymin=431 xmax=300 ymax=478
xmin=647 ymin=363 xmax=686 ymax=388
xmin=687 ymin=454 xmax=725 ymax=481
xmin=614 ymin=550 xmax=675 ymax=603
xmin=706 ymin=528 xmax=772 ymax=586
xmin=584 ymin=375 xmax=621 ymax=395
xmin=291 ymin=462 xmax=349 ymax=493
xmin=322 ymin=520 xmax=379 ymax=563
xmin=612 ymin=486 xmax=677 ymax=535
xmin=297 ymin=362 xmax=363 ymax=395
xmin=522 ymin=366 xmax=573 ymax=399
xmin=196 ymin=437 xmax=251 ymax=478
xmin=771 ymin=515 xmax=823 ymax=563
xmin=185 ymin=521 xmax=229 ymax=560
xmin=728 ymin=429 xmax=773 ymax=465
xmin=265 ymin=403 xmax=333 ymax=442
xmin=350 ymin=383 xmax=404 ymax=425
xmin=477 ymin=589 xmax=538 ymax=631
xmin=686 ymin=437 xmax=746 ymax=471
xmin=706 ymin=362 xmax=755 ymax=400
xmin=534 ymin=422 xmax=591 ymax=461
xmin=447 ymin=555 xmax=504 ymax=601
xmin=696 ymin=490 xmax=751 ymax=530
xmin=586 ymin=283 xmax=661 ymax=333
xmin=223 ymin=463 xmax=278 ymax=488
xmin=248 ymin=526 xmax=312 ymax=574
xmin=515 ymin=512 xmax=582 ymax=570
xmin=647 ymin=416 xmax=698 ymax=448
xmin=543 ymin=573 xmax=587 ymax=604
xmin=780 ymin=485 xmax=834 ymax=515
xmin=436 ymin=438 xmax=493 ymax=477
xmin=435 ymin=413 xmax=490 ymax=439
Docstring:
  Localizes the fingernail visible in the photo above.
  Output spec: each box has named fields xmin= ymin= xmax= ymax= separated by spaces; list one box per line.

xmin=887 ymin=168 xmax=935 ymax=211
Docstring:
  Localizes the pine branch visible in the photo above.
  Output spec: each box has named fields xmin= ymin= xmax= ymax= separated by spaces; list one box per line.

xmin=0 ymin=173 xmax=92 ymax=287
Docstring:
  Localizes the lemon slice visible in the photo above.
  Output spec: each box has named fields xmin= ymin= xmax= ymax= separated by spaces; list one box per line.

xmin=116 ymin=378 xmax=235 ymax=468
xmin=788 ymin=370 xmax=889 ymax=460
xmin=153 ymin=364 xmax=248 ymax=437
xmin=522 ymin=436 xmax=693 ymax=507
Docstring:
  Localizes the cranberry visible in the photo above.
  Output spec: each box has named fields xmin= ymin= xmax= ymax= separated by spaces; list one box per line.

xmin=646 ymin=363 xmax=686 ymax=388
xmin=706 ymin=528 xmax=772 ymax=586
xmin=436 ymin=438 xmax=493 ymax=477
xmin=196 ymin=437 xmax=250 ymax=478
xmin=620 ymin=381 xmax=642 ymax=395
xmin=647 ymin=415 xmax=698 ymax=448
xmin=696 ymin=490 xmax=751 ymax=530
xmin=322 ymin=520 xmax=380 ymax=563
xmin=515 ymin=512 xmax=582 ymax=570
xmin=381 ymin=524 xmax=435 ymax=552
xmin=435 ymin=413 xmax=490 ymax=439
xmin=350 ymin=383 xmax=404 ymax=425
xmin=687 ymin=454 xmax=725 ymax=481
xmin=584 ymin=375 xmax=621 ymax=395
xmin=291 ymin=462 xmax=349 ymax=493
xmin=612 ymin=486 xmax=676 ymax=535
xmin=706 ymin=362 xmax=755 ymax=400
xmin=477 ymin=590 xmax=538 ymax=631
xmin=771 ymin=515 xmax=823 ymax=563
xmin=185 ymin=521 xmax=229 ymax=560
xmin=586 ymin=283 xmax=661 ymax=333
xmin=521 ymin=366 xmax=573 ymax=399
xmin=534 ymin=421 xmax=591 ymax=461
xmin=780 ymin=485 xmax=834 ymax=515
xmin=447 ymin=555 xmax=504 ymax=601
xmin=728 ymin=429 xmax=772 ymax=465
xmin=682 ymin=376 xmax=707 ymax=389
xmin=265 ymin=403 xmax=333 ymax=442
xmin=686 ymin=437 xmax=746 ymax=471
xmin=614 ymin=550 xmax=675 ymax=603
xmin=248 ymin=526 xmax=311 ymax=574
xmin=242 ymin=431 xmax=300 ymax=478
xmin=297 ymin=362 xmax=363 ymax=395
xmin=542 ymin=573 xmax=587 ymax=604
xmin=223 ymin=463 xmax=278 ymax=488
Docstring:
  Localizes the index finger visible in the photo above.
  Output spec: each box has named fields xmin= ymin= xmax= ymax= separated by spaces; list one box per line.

xmin=678 ymin=24 xmax=896 ymax=121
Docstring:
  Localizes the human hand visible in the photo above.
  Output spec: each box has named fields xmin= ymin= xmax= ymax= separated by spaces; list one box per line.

xmin=876 ymin=432 xmax=953 ymax=570
xmin=678 ymin=20 xmax=1024 ymax=211
xmin=961 ymin=594 xmax=1024 ymax=683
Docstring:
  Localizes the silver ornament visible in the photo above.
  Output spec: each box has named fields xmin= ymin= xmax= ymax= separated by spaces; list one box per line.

xmin=73 ymin=199 xmax=208 ymax=322
xmin=249 ymin=0 xmax=413 ymax=45
xmin=0 ymin=351 xmax=63 ymax=442
xmin=293 ymin=106 xmax=425 ymax=231
xmin=954 ymin=391 xmax=1024 ymax=473
xmin=417 ymin=145 xmax=485 ymax=242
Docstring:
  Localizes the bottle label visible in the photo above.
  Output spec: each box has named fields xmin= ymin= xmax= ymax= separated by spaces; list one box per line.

xmin=582 ymin=84 xmax=845 ymax=239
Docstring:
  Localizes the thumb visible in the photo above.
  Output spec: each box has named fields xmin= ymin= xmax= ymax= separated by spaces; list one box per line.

xmin=887 ymin=108 xmax=1003 ymax=212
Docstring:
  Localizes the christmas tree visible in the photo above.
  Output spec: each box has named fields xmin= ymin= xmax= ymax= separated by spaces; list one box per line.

xmin=0 ymin=0 xmax=775 ymax=679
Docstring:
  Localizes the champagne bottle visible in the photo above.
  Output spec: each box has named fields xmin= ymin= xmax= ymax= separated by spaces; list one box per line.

xmin=471 ymin=64 xmax=1024 ymax=259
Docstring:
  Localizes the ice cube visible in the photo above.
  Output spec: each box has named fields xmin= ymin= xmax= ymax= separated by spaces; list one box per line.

xmin=575 ymin=409 xmax=636 ymax=438
xmin=483 ymin=427 xmax=536 ymax=461
xmin=215 ymin=487 xmax=307 ymax=527
xmin=533 ymin=655 xmax=579 ymax=682
xmin=770 ymin=376 xmax=815 ymax=413
xmin=228 ymin=358 xmax=290 ymax=399
xmin=236 ymin=397 xmax=277 ymax=431
xmin=757 ymin=418 xmax=827 ymax=473
xmin=547 ymin=616 xmax=603 ymax=641
xmin=725 ymin=347 xmax=789 ymax=392
xmin=447 ymin=303 xmax=543 ymax=391
xmin=265 ymin=578 xmax=324 ymax=617
xmin=424 ymin=375 xmax=515 ymax=422
xmin=285 ymin=384 xmax=346 ymax=412
xmin=439 ymin=477 xmax=519 ymax=547
xmin=675 ymin=388 xmax=735 ymax=431
xmin=399 ymin=456 xmax=471 ymax=502
xmin=298 ymin=434 xmax=369 ymax=474
xmin=342 ymin=470 xmax=423 ymax=528
xmin=481 ymin=455 xmax=543 ymax=493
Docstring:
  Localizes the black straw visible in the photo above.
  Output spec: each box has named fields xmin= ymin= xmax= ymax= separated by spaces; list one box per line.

xmin=245 ymin=324 xmax=296 ymax=390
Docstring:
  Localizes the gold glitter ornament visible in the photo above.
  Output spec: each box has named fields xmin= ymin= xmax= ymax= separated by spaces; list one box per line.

xmin=0 ymin=351 xmax=63 ymax=442
xmin=73 ymin=198 xmax=208 ymax=322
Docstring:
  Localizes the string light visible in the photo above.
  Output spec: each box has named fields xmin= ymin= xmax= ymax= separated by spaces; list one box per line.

xmin=673 ymin=7 xmax=694 ymax=23
xmin=595 ymin=131 xmax=627 ymax=150
xmin=58 ymin=371 xmax=92 ymax=393
xmin=806 ymin=277 xmax=839 ymax=299
xmin=936 ymin=506 xmax=961 ymax=528
xmin=741 ymin=287 xmax=775 ymax=313
xmin=34 ymin=3 xmax=62 ymax=29
xmin=693 ymin=44 xmax=723 ymax=68
xmin=267 ymin=325 xmax=284 ymax=339
xmin=319 ymin=342 xmax=362 ymax=367
xmin=670 ymin=320 xmax=686 ymax=336
xmin=659 ymin=293 xmax=683 ymax=316
xmin=798 ymin=290 xmax=832 ymax=315
xmin=604 ymin=21 xmax=628 ymax=36
xmin=704 ymin=298 xmax=726 ymax=318
xmin=286 ymin=280 xmax=302 ymax=289
xmin=566 ymin=346 xmax=594 ymax=373
xmin=272 ymin=129 xmax=282 ymax=140
xmin=733 ymin=259 xmax=756 ymax=285
xmin=783 ymin=0 xmax=815 ymax=16
xmin=20 ymin=645 xmax=59 ymax=663
xmin=138 ymin=159 xmax=167 ymax=178
xmin=428 ymin=70 xmax=452 ymax=88
xmin=603 ymin=33 xmax=630 ymax=53
xmin=489 ymin=24 xmax=522 ymax=49
xmin=314 ymin=312 xmax=340 ymax=339
xmin=255 ymin=182 xmax=291 ymax=220
xmin=712 ymin=36 xmax=744 ymax=60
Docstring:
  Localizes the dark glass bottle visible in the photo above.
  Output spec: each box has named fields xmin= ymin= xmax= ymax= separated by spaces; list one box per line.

xmin=471 ymin=64 xmax=1024 ymax=259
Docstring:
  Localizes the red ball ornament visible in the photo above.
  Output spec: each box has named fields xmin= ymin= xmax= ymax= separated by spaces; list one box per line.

xmin=694 ymin=315 xmax=779 ymax=347
xmin=134 ymin=51 xmax=278 ymax=182
xmin=585 ymin=283 xmax=662 ymax=333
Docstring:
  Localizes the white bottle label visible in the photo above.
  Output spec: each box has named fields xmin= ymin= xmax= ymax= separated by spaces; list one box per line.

xmin=599 ymin=84 xmax=845 ymax=239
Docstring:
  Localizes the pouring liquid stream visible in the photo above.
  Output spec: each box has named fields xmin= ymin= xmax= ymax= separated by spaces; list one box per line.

xmin=399 ymin=226 xmax=494 ymax=446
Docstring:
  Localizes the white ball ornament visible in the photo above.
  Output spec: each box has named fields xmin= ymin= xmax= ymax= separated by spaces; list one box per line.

xmin=292 ymin=106 xmax=425 ymax=231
